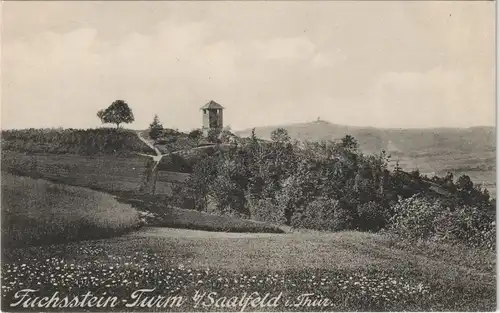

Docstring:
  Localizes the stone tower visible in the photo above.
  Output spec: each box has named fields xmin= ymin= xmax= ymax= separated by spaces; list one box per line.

xmin=200 ymin=100 xmax=224 ymax=132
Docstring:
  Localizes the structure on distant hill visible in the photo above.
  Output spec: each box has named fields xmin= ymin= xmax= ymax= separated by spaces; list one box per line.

xmin=200 ymin=100 xmax=224 ymax=133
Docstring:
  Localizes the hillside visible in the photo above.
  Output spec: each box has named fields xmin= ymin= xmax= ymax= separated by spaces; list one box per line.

xmin=236 ymin=121 xmax=496 ymax=196
xmin=1 ymin=128 xmax=155 ymax=156
xmin=1 ymin=173 xmax=140 ymax=248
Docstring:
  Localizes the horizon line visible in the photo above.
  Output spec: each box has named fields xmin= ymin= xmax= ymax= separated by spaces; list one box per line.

xmin=0 ymin=120 xmax=495 ymax=133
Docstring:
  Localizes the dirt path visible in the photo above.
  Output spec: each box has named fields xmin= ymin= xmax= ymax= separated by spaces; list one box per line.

xmin=135 ymin=132 xmax=163 ymax=193
xmin=136 ymin=131 xmax=162 ymax=156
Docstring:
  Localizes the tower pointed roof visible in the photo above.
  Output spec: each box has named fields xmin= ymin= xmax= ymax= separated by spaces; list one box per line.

xmin=200 ymin=100 xmax=224 ymax=110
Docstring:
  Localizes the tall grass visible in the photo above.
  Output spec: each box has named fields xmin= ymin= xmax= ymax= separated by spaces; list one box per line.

xmin=1 ymin=151 xmax=147 ymax=194
xmin=1 ymin=173 xmax=140 ymax=248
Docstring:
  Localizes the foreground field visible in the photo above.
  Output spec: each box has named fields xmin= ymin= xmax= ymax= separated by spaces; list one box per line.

xmin=1 ymin=173 xmax=140 ymax=248
xmin=2 ymin=228 xmax=495 ymax=311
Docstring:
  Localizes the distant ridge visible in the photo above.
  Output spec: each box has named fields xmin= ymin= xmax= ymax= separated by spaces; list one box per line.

xmin=234 ymin=120 xmax=496 ymax=196
xmin=235 ymin=120 xmax=494 ymax=154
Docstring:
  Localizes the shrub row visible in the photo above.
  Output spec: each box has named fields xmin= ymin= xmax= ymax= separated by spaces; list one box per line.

xmin=1 ymin=128 xmax=153 ymax=155
xmin=173 ymin=129 xmax=495 ymax=250
xmin=387 ymin=195 xmax=495 ymax=250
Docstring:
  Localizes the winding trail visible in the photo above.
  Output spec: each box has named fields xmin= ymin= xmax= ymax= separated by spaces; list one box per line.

xmin=134 ymin=131 xmax=240 ymax=194
xmin=136 ymin=131 xmax=162 ymax=156
xmin=135 ymin=132 xmax=164 ymax=194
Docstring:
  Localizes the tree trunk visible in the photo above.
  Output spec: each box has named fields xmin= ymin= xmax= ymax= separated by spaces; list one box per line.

xmin=116 ymin=123 xmax=120 ymax=129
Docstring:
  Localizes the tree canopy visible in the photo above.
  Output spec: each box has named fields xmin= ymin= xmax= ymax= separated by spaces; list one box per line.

xmin=163 ymin=128 xmax=495 ymax=250
xmin=149 ymin=114 xmax=163 ymax=140
xmin=97 ymin=100 xmax=135 ymax=128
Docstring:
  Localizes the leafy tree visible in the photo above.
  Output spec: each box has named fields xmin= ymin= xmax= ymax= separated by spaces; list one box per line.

xmin=207 ymin=128 xmax=221 ymax=143
xmin=163 ymin=128 xmax=181 ymax=137
xmin=250 ymin=128 xmax=258 ymax=142
xmin=340 ymin=135 xmax=359 ymax=152
xmin=97 ymin=100 xmax=135 ymax=128
xmin=394 ymin=161 xmax=402 ymax=173
xmin=410 ymin=168 xmax=421 ymax=179
xmin=442 ymin=172 xmax=455 ymax=191
xmin=209 ymin=157 xmax=249 ymax=216
xmin=456 ymin=174 xmax=474 ymax=191
xmin=149 ymin=114 xmax=163 ymax=141
xmin=180 ymin=129 xmax=496 ymax=238
xmin=220 ymin=126 xmax=233 ymax=143
xmin=356 ymin=201 xmax=388 ymax=232
xmin=291 ymin=197 xmax=344 ymax=231
xmin=271 ymin=128 xmax=291 ymax=143
xmin=482 ymin=188 xmax=491 ymax=202
xmin=186 ymin=153 xmax=219 ymax=211
xmin=188 ymin=129 xmax=203 ymax=140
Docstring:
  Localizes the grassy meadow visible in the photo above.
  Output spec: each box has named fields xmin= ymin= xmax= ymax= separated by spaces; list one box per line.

xmin=1 ymin=151 xmax=186 ymax=196
xmin=1 ymin=151 xmax=147 ymax=193
xmin=1 ymin=151 xmax=285 ymax=235
xmin=1 ymin=173 xmax=140 ymax=248
xmin=1 ymin=228 xmax=495 ymax=311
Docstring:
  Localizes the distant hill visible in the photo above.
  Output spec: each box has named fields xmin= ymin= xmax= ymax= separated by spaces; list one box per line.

xmin=237 ymin=120 xmax=386 ymax=154
xmin=236 ymin=121 xmax=494 ymax=155
xmin=236 ymin=121 xmax=496 ymax=197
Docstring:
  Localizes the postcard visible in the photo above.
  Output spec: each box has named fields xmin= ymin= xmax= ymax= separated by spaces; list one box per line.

xmin=1 ymin=1 xmax=496 ymax=312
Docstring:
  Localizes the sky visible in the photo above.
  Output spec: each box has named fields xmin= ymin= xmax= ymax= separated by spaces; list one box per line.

xmin=1 ymin=1 xmax=495 ymax=131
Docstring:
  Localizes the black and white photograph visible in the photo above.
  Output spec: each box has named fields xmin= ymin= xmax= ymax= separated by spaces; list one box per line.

xmin=0 ymin=1 xmax=496 ymax=311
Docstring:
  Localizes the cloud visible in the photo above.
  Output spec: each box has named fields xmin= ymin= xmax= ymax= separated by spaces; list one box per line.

xmin=311 ymin=51 xmax=344 ymax=68
xmin=340 ymin=67 xmax=495 ymax=128
xmin=252 ymin=37 xmax=316 ymax=60
xmin=2 ymin=18 xmax=330 ymax=129
xmin=1 ymin=1 xmax=494 ymax=130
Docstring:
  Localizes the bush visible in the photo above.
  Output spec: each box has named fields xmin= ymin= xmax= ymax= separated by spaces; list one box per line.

xmin=157 ymin=154 xmax=192 ymax=172
xmin=434 ymin=206 xmax=496 ymax=250
xmin=188 ymin=129 xmax=203 ymax=140
xmin=207 ymin=128 xmax=221 ymax=143
xmin=388 ymin=196 xmax=445 ymax=240
xmin=387 ymin=195 xmax=495 ymax=250
xmin=291 ymin=197 xmax=353 ymax=231
xmin=151 ymin=206 xmax=285 ymax=233
xmin=149 ymin=128 xmax=163 ymax=141
xmin=162 ymin=128 xmax=181 ymax=137
xmin=357 ymin=201 xmax=388 ymax=232
xmin=175 ymin=131 xmax=496 ymax=237
xmin=247 ymin=196 xmax=286 ymax=225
